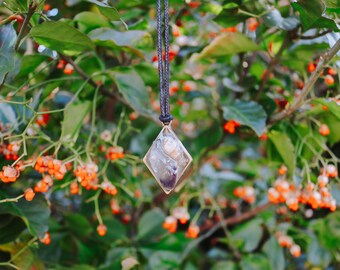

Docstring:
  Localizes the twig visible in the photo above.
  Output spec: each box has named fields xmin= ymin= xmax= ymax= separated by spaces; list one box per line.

xmin=14 ymin=2 xmax=37 ymax=51
xmin=299 ymin=29 xmax=332 ymax=40
xmin=269 ymin=39 xmax=340 ymax=123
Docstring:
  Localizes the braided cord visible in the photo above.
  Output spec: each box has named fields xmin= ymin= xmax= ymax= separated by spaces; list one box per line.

xmin=157 ymin=0 xmax=173 ymax=124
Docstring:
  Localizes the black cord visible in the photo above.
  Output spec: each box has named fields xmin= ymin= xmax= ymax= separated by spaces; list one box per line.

xmin=157 ymin=0 xmax=173 ymax=125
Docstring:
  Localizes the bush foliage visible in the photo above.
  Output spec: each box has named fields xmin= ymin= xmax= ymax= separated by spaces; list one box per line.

xmin=0 ymin=0 xmax=340 ymax=269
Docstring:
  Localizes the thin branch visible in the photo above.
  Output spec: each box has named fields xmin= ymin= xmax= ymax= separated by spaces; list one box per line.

xmin=299 ymin=29 xmax=332 ymax=40
xmin=269 ymin=39 xmax=340 ymax=124
xmin=14 ymin=2 xmax=37 ymax=51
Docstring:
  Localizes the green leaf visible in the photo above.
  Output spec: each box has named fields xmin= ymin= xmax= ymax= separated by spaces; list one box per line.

xmin=52 ymin=265 xmax=96 ymax=270
xmin=86 ymin=0 xmax=127 ymax=29
xmin=222 ymin=100 xmax=267 ymax=136
xmin=307 ymin=233 xmax=332 ymax=267
xmin=137 ymin=208 xmax=166 ymax=242
xmin=0 ymin=24 xmax=17 ymax=83
xmin=240 ymin=254 xmax=271 ymax=270
xmin=30 ymin=21 xmax=95 ymax=56
xmin=193 ymin=32 xmax=261 ymax=60
xmin=231 ymin=218 xmax=263 ymax=252
xmin=291 ymin=0 xmax=339 ymax=31
xmin=263 ymin=9 xmax=300 ymax=30
xmin=0 ymin=215 xmax=26 ymax=244
xmin=326 ymin=0 xmax=340 ymax=13
xmin=110 ymin=68 xmax=155 ymax=118
xmin=149 ymin=251 xmax=180 ymax=270
xmin=61 ymin=101 xmax=91 ymax=143
xmin=0 ymin=193 xmax=51 ymax=238
xmin=86 ymin=0 xmax=120 ymax=20
xmin=64 ymin=213 xmax=93 ymax=238
xmin=88 ymin=28 xmax=152 ymax=58
xmin=313 ymin=98 xmax=340 ymax=120
xmin=98 ymin=218 xmax=127 ymax=243
xmin=268 ymin=130 xmax=295 ymax=172
xmin=211 ymin=262 xmax=237 ymax=270
xmin=74 ymin=12 xmax=111 ymax=34
xmin=263 ymin=236 xmax=285 ymax=270
xmin=18 ymin=54 xmax=49 ymax=77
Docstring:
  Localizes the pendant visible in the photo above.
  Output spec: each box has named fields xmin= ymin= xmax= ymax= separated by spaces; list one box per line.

xmin=143 ymin=124 xmax=192 ymax=194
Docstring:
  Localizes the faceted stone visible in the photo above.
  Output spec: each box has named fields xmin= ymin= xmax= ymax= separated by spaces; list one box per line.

xmin=143 ymin=125 xmax=192 ymax=194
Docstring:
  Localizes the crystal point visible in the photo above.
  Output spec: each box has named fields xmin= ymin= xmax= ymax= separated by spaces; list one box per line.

xmin=143 ymin=125 xmax=192 ymax=194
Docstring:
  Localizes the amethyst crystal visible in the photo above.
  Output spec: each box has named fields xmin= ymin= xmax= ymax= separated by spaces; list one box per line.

xmin=144 ymin=125 xmax=192 ymax=194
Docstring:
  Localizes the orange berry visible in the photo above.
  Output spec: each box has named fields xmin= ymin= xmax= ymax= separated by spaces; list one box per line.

xmin=268 ymin=187 xmax=280 ymax=204
xmin=63 ymin=64 xmax=74 ymax=75
xmin=278 ymin=235 xmax=293 ymax=248
xmin=122 ymin=214 xmax=132 ymax=224
xmin=223 ymin=120 xmax=240 ymax=134
xmin=97 ymin=224 xmax=107 ymax=236
xmin=134 ymin=189 xmax=142 ymax=198
xmin=57 ymin=60 xmax=66 ymax=69
xmin=70 ymin=182 xmax=79 ymax=195
xmin=24 ymin=188 xmax=35 ymax=201
xmin=221 ymin=26 xmax=237 ymax=33
xmin=40 ymin=232 xmax=51 ymax=245
xmin=185 ymin=224 xmax=200 ymax=238
xmin=328 ymin=68 xmax=337 ymax=76
xmin=324 ymin=75 xmax=334 ymax=85
xmin=247 ymin=18 xmax=259 ymax=32
xmin=183 ymin=81 xmax=196 ymax=92
xmin=172 ymin=207 xmax=190 ymax=224
xmin=162 ymin=216 xmax=177 ymax=233
xmin=290 ymin=244 xmax=301 ymax=257
xmin=319 ymin=124 xmax=330 ymax=136
xmin=43 ymin=4 xmax=51 ymax=11
xmin=129 ymin=112 xmax=139 ymax=121
xmin=110 ymin=199 xmax=121 ymax=215
xmin=317 ymin=174 xmax=329 ymax=188
xmin=325 ymin=164 xmax=338 ymax=178
xmin=307 ymin=62 xmax=316 ymax=73
xmin=9 ymin=15 xmax=23 ymax=23
xmin=188 ymin=1 xmax=201 ymax=8
xmin=259 ymin=133 xmax=268 ymax=141
xmin=278 ymin=165 xmax=287 ymax=175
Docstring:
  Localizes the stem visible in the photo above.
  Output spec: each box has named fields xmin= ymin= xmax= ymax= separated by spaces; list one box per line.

xmin=270 ymin=39 xmax=340 ymax=123
xmin=94 ymin=191 xmax=103 ymax=225
xmin=14 ymin=2 xmax=37 ymax=51
xmin=0 ymin=194 xmax=24 ymax=204
xmin=86 ymin=87 xmax=99 ymax=153
xmin=9 ymin=237 xmax=37 ymax=263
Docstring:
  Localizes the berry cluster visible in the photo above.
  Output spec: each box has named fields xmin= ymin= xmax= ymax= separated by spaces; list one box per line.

xmin=74 ymin=162 xmax=99 ymax=190
xmin=0 ymin=142 xmax=20 ymax=160
xmin=268 ymin=164 xmax=337 ymax=212
xmin=276 ymin=233 xmax=301 ymax=257
xmin=233 ymin=186 xmax=256 ymax=204
xmin=34 ymin=156 xmax=67 ymax=180
xmin=56 ymin=60 xmax=74 ymax=75
xmin=162 ymin=207 xmax=200 ymax=238
xmin=0 ymin=166 xmax=20 ymax=183
xmin=106 ymin=146 xmax=124 ymax=161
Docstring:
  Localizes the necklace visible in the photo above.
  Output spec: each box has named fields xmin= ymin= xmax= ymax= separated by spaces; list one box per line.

xmin=143 ymin=0 xmax=192 ymax=194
